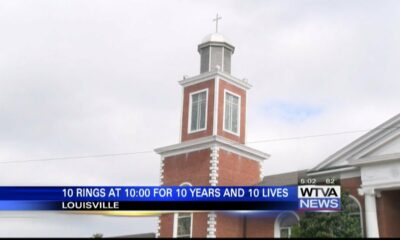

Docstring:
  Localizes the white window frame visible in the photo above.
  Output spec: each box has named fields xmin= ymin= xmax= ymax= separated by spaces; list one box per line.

xmin=348 ymin=195 xmax=364 ymax=237
xmin=173 ymin=183 xmax=193 ymax=238
xmin=279 ymin=227 xmax=291 ymax=238
xmin=274 ymin=211 xmax=300 ymax=238
xmin=173 ymin=212 xmax=193 ymax=238
xmin=188 ymin=88 xmax=208 ymax=134
xmin=222 ymin=89 xmax=241 ymax=136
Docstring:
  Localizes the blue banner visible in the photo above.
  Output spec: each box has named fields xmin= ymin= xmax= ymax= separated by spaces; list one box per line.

xmin=0 ymin=186 xmax=297 ymax=201
xmin=0 ymin=186 xmax=340 ymax=211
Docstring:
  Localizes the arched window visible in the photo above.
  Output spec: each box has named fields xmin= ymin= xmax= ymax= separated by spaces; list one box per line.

xmin=274 ymin=212 xmax=299 ymax=238
xmin=173 ymin=183 xmax=193 ymax=238
xmin=348 ymin=195 xmax=363 ymax=237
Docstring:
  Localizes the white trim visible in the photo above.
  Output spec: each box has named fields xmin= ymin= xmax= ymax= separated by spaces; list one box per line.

xmin=209 ymin=144 xmax=219 ymax=186
xmin=221 ymin=47 xmax=225 ymax=72
xmin=208 ymin=46 xmax=212 ymax=72
xmin=351 ymin=152 xmax=400 ymax=166
xmin=154 ymin=135 xmax=270 ymax=162
xmin=179 ymin=87 xmax=184 ymax=142
xmin=222 ymin=89 xmax=241 ymax=137
xmin=199 ymin=50 xmax=202 ymax=73
xmin=158 ymin=144 xmax=211 ymax=159
xmin=212 ymin=77 xmax=220 ymax=136
xmin=307 ymin=166 xmax=358 ymax=177
xmin=359 ymin=188 xmax=380 ymax=237
xmin=172 ymin=213 xmax=177 ymax=238
xmin=156 ymin=216 xmax=161 ymax=238
xmin=340 ymin=169 xmax=361 ymax=179
xmin=307 ymin=167 xmax=361 ymax=181
xmin=173 ymin=212 xmax=193 ymax=238
xmin=188 ymin=88 xmax=209 ymax=134
xmin=274 ymin=211 xmax=300 ymax=238
xmin=352 ymin=129 xmax=400 ymax=160
xmin=259 ymin=161 xmax=264 ymax=181
xmin=348 ymin=195 xmax=364 ymax=237
xmin=179 ymin=70 xmax=252 ymax=91
xmin=159 ymin=165 xmax=164 ymax=182
xmin=159 ymin=156 xmax=165 ymax=185
xmin=312 ymin=113 xmax=400 ymax=171
xmin=207 ymin=212 xmax=217 ymax=238
xmin=180 ymin=182 xmax=192 ymax=187
xmin=361 ymin=180 xmax=400 ymax=190
xmin=245 ymin=89 xmax=248 ymax=144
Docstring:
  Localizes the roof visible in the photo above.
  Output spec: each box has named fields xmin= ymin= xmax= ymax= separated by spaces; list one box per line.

xmin=155 ymin=135 xmax=269 ymax=162
xmin=179 ymin=69 xmax=251 ymax=90
xmin=201 ymin=32 xmax=230 ymax=44
xmin=311 ymin=113 xmax=400 ymax=171
xmin=198 ymin=33 xmax=235 ymax=53
xmin=259 ymin=170 xmax=308 ymax=186
xmin=109 ymin=232 xmax=155 ymax=238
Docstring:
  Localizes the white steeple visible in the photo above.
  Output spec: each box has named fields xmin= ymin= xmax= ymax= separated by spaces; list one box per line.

xmin=197 ymin=15 xmax=235 ymax=74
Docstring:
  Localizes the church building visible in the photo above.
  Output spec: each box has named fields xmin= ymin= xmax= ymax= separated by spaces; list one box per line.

xmin=154 ymin=27 xmax=400 ymax=238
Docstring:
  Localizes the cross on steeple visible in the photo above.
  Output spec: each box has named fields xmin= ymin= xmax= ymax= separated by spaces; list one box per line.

xmin=213 ymin=14 xmax=222 ymax=33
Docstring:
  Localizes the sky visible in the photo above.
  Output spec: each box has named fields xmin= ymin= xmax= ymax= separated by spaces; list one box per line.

xmin=0 ymin=0 xmax=399 ymax=237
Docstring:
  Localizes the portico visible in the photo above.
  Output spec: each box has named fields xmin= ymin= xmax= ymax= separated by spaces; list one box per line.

xmin=354 ymin=154 xmax=400 ymax=237
xmin=311 ymin=113 xmax=400 ymax=238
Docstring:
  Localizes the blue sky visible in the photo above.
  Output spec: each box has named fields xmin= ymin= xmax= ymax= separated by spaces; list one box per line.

xmin=262 ymin=100 xmax=323 ymax=123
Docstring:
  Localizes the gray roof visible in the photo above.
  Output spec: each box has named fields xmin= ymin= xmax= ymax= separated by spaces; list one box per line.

xmin=259 ymin=170 xmax=308 ymax=186
xmin=201 ymin=33 xmax=231 ymax=44
xmin=109 ymin=232 xmax=155 ymax=238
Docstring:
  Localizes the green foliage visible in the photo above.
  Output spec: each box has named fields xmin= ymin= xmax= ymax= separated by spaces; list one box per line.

xmin=92 ymin=233 xmax=103 ymax=238
xmin=291 ymin=192 xmax=362 ymax=238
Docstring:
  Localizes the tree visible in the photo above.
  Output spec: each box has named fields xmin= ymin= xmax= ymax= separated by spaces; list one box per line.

xmin=92 ymin=233 xmax=103 ymax=238
xmin=291 ymin=192 xmax=362 ymax=238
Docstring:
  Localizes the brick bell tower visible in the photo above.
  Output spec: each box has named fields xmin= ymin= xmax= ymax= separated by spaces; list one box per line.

xmin=155 ymin=28 xmax=269 ymax=238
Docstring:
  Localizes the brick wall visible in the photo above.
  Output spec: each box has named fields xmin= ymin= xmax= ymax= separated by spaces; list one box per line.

xmin=216 ymin=213 xmax=245 ymax=237
xmin=162 ymin=149 xmax=211 ymax=186
xmin=377 ymin=189 xmax=400 ymax=237
xmin=159 ymin=214 xmax=174 ymax=238
xmin=218 ymin=149 xmax=260 ymax=186
xmin=159 ymin=149 xmax=211 ymax=237
xmin=216 ymin=149 xmax=261 ymax=237
xmin=245 ymin=215 xmax=275 ymax=238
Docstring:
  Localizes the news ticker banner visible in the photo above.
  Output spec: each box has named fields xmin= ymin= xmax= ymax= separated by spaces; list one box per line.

xmin=0 ymin=185 xmax=340 ymax=212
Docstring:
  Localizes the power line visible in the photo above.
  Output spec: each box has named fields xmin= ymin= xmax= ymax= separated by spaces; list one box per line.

xmin=0 ymin=126 xmax=398 ymax=165
xmin=247 ymin=126 xmax=400 ymax=144
xmin=0 ymin=151 xmax=153 ymax=164
xmin=247 ymin=129 xmax=369 ymax=144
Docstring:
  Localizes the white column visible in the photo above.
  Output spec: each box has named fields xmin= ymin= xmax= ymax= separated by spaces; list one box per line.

xmin=359 ymin=188 xmax=380 ymax=238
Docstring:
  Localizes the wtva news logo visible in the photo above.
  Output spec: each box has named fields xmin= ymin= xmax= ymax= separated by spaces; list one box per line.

xmin=298 ymin=185 xmax=341 ymax=211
